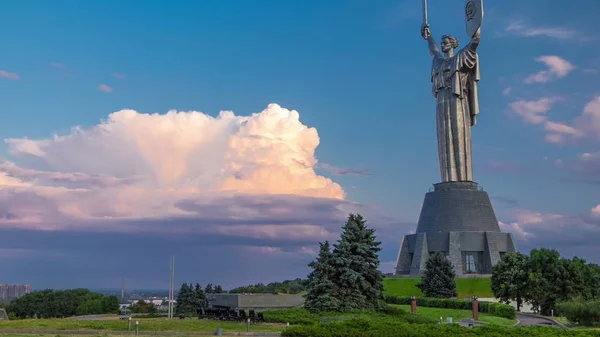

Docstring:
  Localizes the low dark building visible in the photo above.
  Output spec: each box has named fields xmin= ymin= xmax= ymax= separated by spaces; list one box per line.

xmin=206 ymin=293 xmax=304 ymax=310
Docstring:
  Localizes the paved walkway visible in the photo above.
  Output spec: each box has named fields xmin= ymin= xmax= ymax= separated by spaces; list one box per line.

xmin=516 ymin=314 xmax=564 ymax=328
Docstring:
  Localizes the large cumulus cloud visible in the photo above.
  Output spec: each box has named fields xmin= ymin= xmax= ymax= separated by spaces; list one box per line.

xmin=0 ymin=104 xmax=406 ymax=288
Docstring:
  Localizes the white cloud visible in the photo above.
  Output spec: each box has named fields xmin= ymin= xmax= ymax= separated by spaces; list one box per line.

xmin=505 ymin=20 xmax=577 ymax=40
xmin=0 ymin=70 xmax=20 ymax=80
xmin=510 ymin=96 xmax=600 ymax=146
xmin=592 ymin=205 xmax=600 ymax=219
xmin=525 ymin=56 xmax=575 ymax=84
xmin=502 ymin=87 xmax=512 ymax=96
xmin=97 ymin=84 xmax=113 ymax=93
xmin=0 ymin=104 xmax=346 ymax=236
xmin=574 ymin=96 xmax=600 ymax=142
xmin=509 ymin=97 xmax=560 ymax=124
xmin=498 ymin=208 xmax=600 ymax=248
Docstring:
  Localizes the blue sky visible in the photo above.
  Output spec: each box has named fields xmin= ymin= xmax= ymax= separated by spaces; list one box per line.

xmin=1 ymin=0 xmax=599 ymax=290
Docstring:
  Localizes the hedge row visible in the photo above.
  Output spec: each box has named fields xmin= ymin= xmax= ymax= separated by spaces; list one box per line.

xmin=262 ymin=306 xmax=438 ymax=325
xmin=556 ymin=300 xmax=600 ymax=326
xmin=281 ymin=319 xmax=600 ymax=337
xmin=385 ymin=295 xmax=516 ymax=320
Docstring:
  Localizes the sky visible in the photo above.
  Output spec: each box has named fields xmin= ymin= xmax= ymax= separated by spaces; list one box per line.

xmin=0 ymin=0 xmax=599 ymax=291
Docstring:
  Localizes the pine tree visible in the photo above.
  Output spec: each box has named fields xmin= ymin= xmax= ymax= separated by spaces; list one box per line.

xmin=193 ymin=283 xmax=206 ymax=310
xmin=175 ymin=283 xmax=198 ymax=314
xmin=204 ymin=284 xmax=214 ymax=294
xmin=214 ymin=285 xmax=224 ymax=293
xmin=304 ymin=241 xmax=340 ymax=312
xmin=416 ymin=253 xmax=458 ymax=298
xmin=330 ymin=213 xmax=386 ymax=311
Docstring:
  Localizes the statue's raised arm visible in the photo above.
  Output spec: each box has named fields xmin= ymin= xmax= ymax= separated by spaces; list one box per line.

xmin=421 ymin=24 xmax=441 ymax=58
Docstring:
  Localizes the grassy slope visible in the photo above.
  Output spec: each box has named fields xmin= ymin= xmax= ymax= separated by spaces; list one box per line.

xmin=383 ymin=277 xmax=494 ymax=298
xmin=0 ymin=317 xmax=284 ymax=332
xmin=391 ymin=305 xmax=516 ymax=326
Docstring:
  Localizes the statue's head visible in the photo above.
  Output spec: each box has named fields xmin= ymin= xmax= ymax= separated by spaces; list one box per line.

xmin=441 ymin=34 xmax=460 ymax=53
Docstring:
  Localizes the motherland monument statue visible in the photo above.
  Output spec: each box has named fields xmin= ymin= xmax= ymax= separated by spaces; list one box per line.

xmin=395 ymin=0 xmax=518 ymax=277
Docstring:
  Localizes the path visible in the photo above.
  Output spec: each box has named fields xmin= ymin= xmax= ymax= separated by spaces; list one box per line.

xmin=516 ymin=314 xmax=565 ymax=329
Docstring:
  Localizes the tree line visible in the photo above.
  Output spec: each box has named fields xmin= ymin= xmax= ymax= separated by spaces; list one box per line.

xmin=229 ymin=278 xmax=308 ymax=294
xmin=492 ymin=248 xmax=600 ymax=315
xmin=172 ymin=282 xmax=225 ymax=314
xmin=5 ymin=288 xmax=119 ymax=318
xmin=303 ymin=213 xmax=386 ymax=312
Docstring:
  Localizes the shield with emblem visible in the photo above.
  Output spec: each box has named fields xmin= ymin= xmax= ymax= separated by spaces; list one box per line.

xmin=465 ymin=0 xmax=483 ymax=37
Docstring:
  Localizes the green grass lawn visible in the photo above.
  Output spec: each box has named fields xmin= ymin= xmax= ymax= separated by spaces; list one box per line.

xmin=0 ymin=317 xmax=284 ymax=332
xmin=384 ymin=277 xmax=494 ymax=298
xmin=390 ymin=305 xmax=516 ymax=327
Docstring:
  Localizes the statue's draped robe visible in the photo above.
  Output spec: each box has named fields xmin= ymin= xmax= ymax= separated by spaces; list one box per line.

xmin=430 ymin=42 xmax=480 ymax=182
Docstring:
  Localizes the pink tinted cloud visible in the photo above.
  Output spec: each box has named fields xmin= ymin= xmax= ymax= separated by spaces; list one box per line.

xmin=112 ymin=73 xmax=127 ymax=79
xmin=525 ymin=56 xmax=575 ymax=84
xmin=498 ymin=207 xmax=600 ymax=247
xmin=0 ymin=104 xmax=351 ymax=250
xmin=97 ymin=84 xmax=113 ymax=93
xmin=509 ymin=97 xmax=561 ymax=124
xmin=510 ymin=96 xmax=600 ymax=146
xmin=0 ymin=70 xmax=20 ymax=80
xmin=50 ymin=62 xmax=66 ymax=69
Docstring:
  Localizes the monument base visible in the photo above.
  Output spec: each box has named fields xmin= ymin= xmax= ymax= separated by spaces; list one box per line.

xmin=394 ymin=181 xmax=518 ymax=276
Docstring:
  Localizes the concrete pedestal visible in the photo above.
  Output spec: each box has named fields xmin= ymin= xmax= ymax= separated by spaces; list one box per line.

xmin=394 ymin=181 xmax=517 ymax=276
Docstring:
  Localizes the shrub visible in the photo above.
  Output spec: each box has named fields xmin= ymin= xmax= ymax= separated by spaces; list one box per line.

xmin=263 ymin=308 xmax=320 ymax=325
xmin=281 ymin=319 xmax=597 ymax=337
xmin=263 ymin=306 xmax=438 ymax=326
xmin=556 ymin=299 xmax=600 ymax=326
xmin=384 ymin=296 xmax=516 ymax=320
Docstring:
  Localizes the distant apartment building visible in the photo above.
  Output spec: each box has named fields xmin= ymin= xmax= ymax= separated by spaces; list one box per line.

xmin=0 ymin=284 xmax=32 ymax=300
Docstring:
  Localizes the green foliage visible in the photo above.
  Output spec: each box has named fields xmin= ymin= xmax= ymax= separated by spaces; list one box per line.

xmin=263 ymin=306 xmax=437 ymax=327
xmin=490 ymin=249 xmax=600 ymax=316
xmin=229 ymin=278 xmax=308 ymax=294
xmin=303 ymin=214 xmax=385 ymax=313
xmin=130 ymin=300 xmax=157 ymax=313
xmin=491 ymin=252 xmax=530 ymax=311
xmin=175 ymin=283 xmax=205 ymax=314
xmin=416 ymin=253 xmax=457 ymax=298
xmin=383 ymin=277 xmax=494 ymax=298
xmin=556 ymin=299 xmax=600 ymax=326
xmin=281 ymin=319 xmax=600 ymax=337
xmin=263 ymin=308 xmax=321 ymax=325
xmin=384 ymin=296 xmax=516 ymax=319
xmin=6 ymin=288 xmax=119 ymax=318
xmin=204 ymin=283 xmax=213 ymax=294
xmin=304 ymin=241 xmax=340 ymax=312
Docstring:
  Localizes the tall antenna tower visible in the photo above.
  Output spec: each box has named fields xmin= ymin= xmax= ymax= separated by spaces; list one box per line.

xmin=168 ymin=255 xmax=175 ymax=320
xmin=121 ymin=278 xmax=125 ymax=299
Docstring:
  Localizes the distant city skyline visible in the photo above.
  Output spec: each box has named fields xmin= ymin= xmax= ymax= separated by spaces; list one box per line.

xmin=1 ymin=0 xmax=599 ymax=289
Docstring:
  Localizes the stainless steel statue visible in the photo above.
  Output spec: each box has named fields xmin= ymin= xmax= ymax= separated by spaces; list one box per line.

xmin=421 ymin=0 xmax=483 ymax=182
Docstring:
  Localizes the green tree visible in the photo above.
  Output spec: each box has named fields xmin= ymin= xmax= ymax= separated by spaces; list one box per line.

xmin=555 ymin=258 xmax=584 ymax=303
xmin=175 ymin=283 xmax=197 ymax=314
xmin=570 ymin=257 xmax=600 ymax=300
xmin=525 ymin=248 xmax=561 ymax=315
xmin=130 ymin=300 xmax=156 ymax=314
xmin=194 ymin=283 xmax=206 ymax=309
xmin=304 ymin=241 xmax=340 ymax=312
xmin=214 ymin=285 xmax=224 ymax=293
xmin=416 ymin=252 xmax=457 ymax=298
xmin=6 ymin=289 xmax=118 ymax=318
xmin=204 ymin=284 xmax=214 ymax=294
xmin=330 ymin=213 xmax=386 ymax=311
xmin=491 ymin=252 xmax=530 ymax=311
